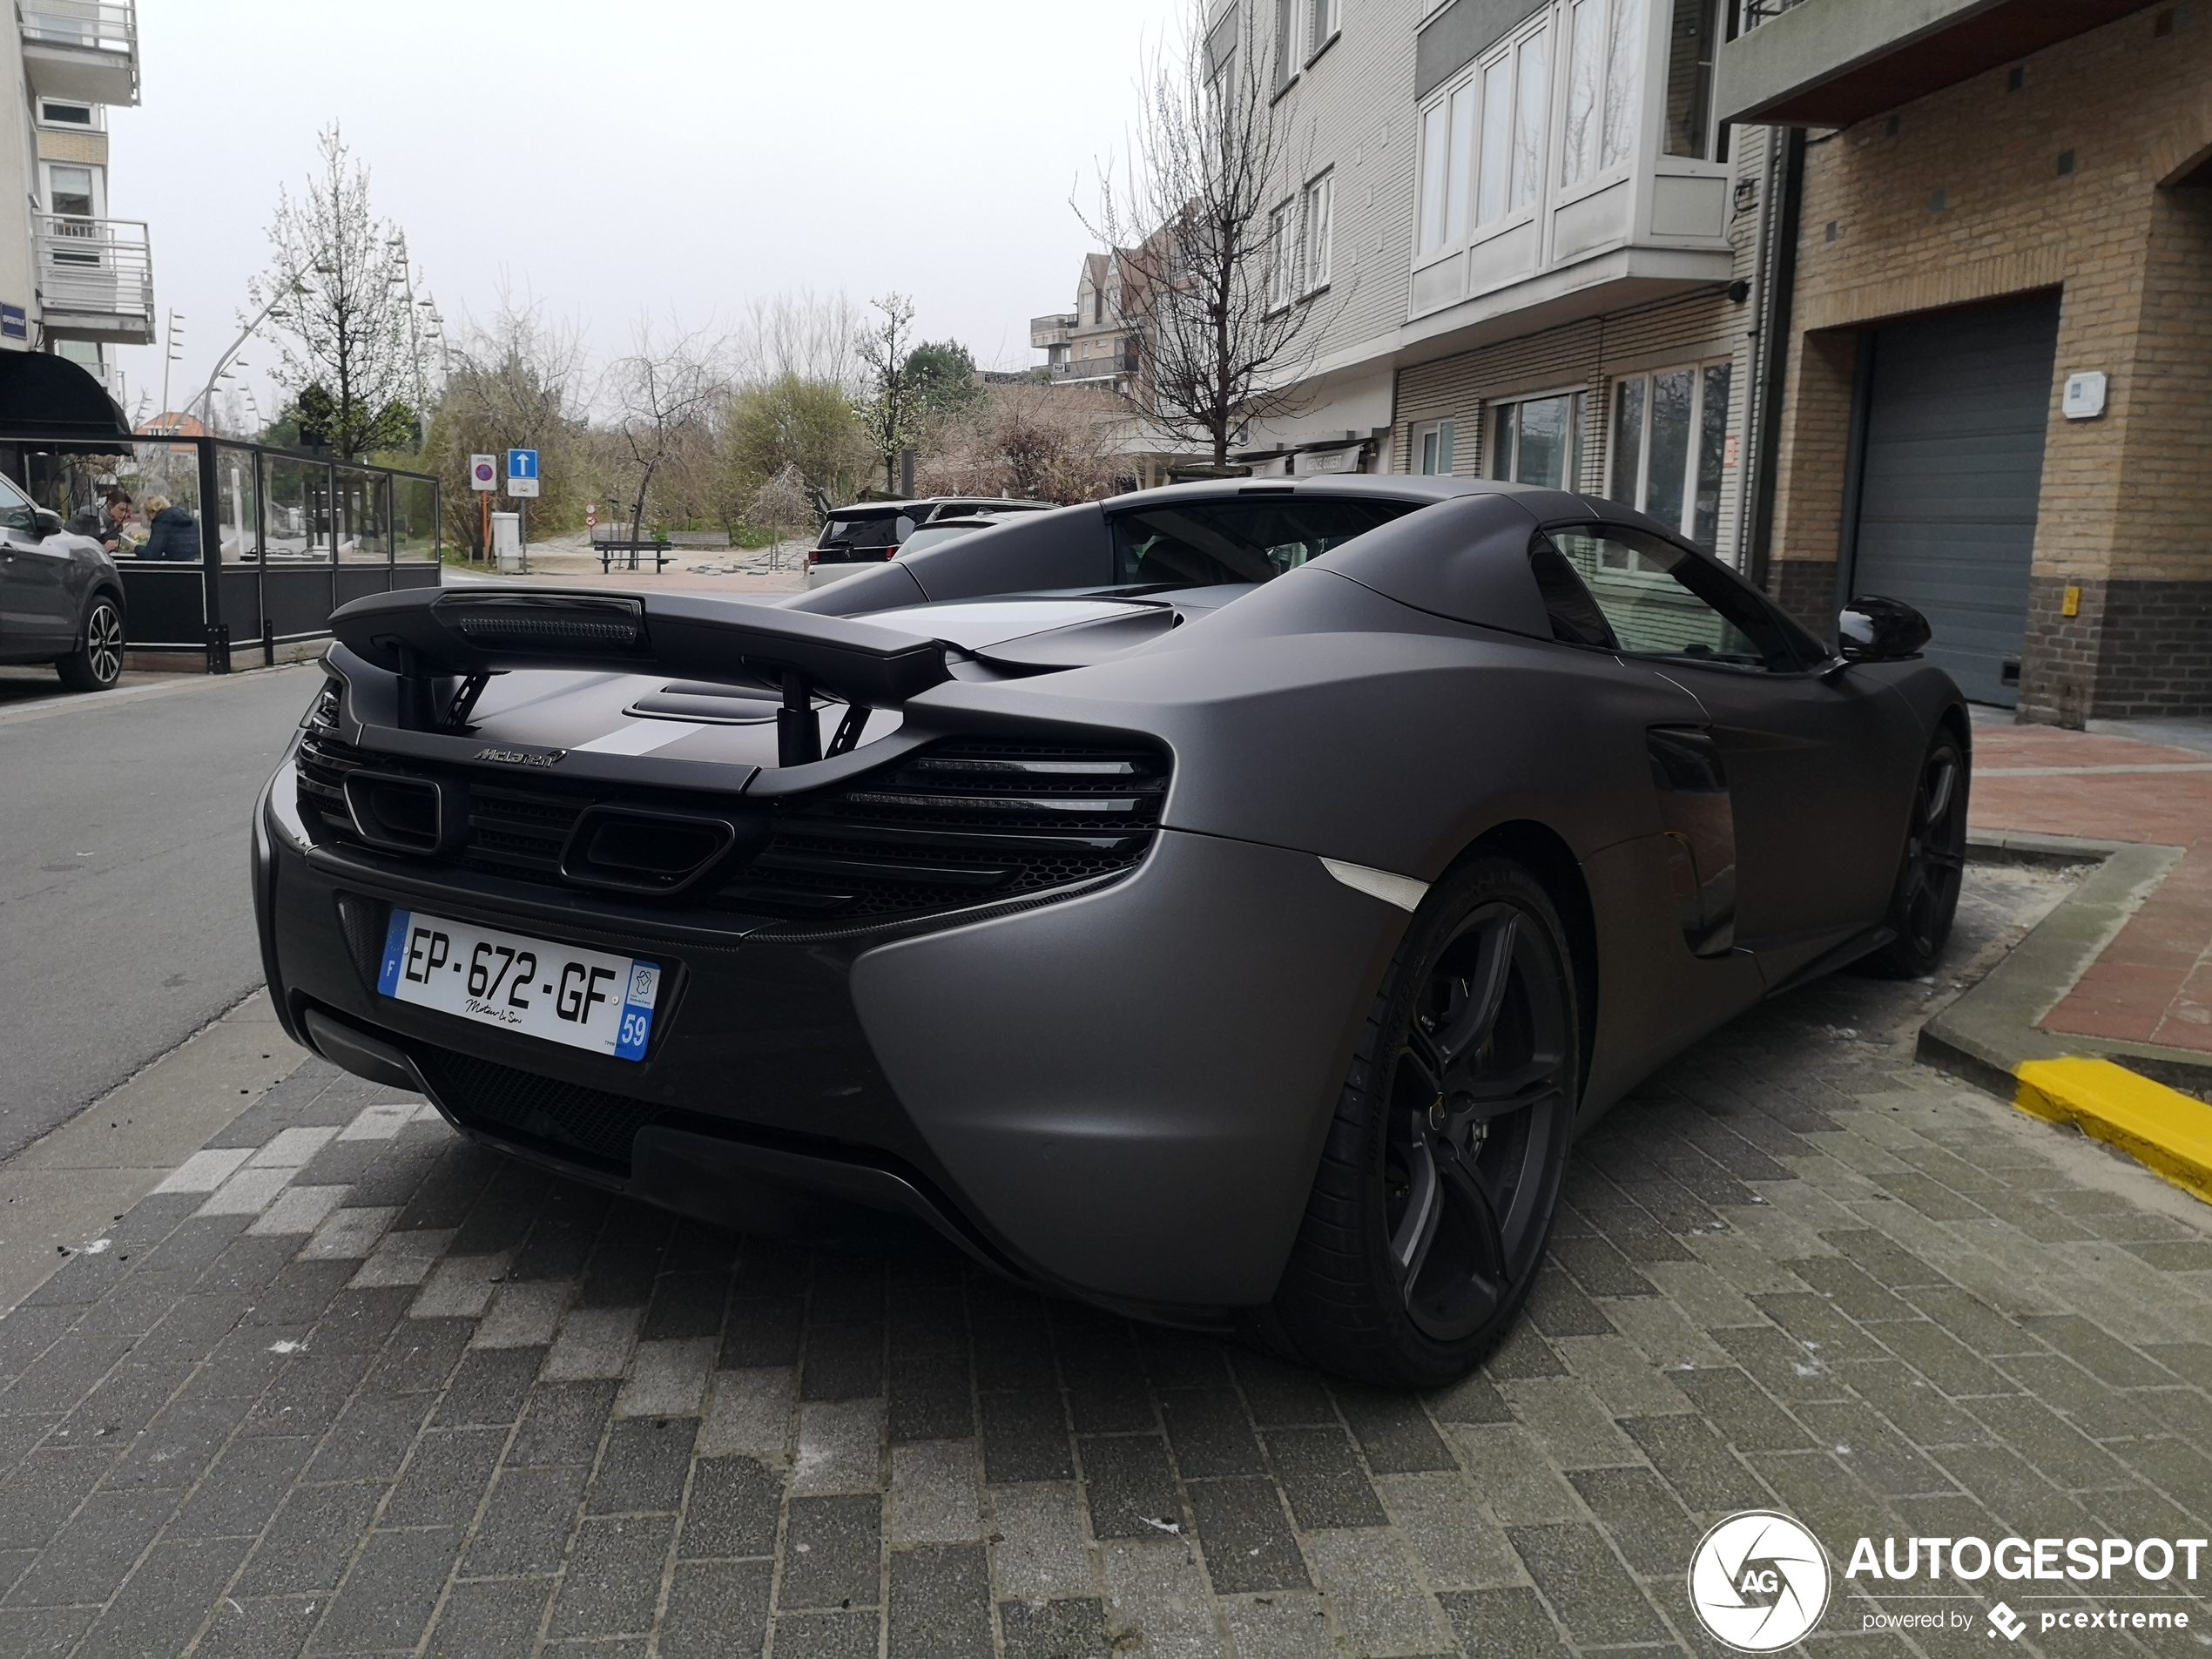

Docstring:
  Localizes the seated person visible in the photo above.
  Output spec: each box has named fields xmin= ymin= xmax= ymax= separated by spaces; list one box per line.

xmin=138 ymin=494 xmax=199 ymax=561
xmin=64 ymin=487 xmax=133 ymax=550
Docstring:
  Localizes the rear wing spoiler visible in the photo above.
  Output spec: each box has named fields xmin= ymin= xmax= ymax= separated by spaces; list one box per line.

xmin=330 ymin=589 xmax=948 ymax=765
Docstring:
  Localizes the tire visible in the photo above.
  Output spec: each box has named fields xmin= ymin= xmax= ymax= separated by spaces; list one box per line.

xmin=1272 ymin=854 xmax=1580 ymax=1387
xmin=1858 ymin=729 xmax=1969 ymax=979
xmin=56 ymin=593 xmax=124 ymax=692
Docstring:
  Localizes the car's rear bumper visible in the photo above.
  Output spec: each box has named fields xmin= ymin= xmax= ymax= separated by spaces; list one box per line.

xmin=254 ymin=765 xmax=1405 ymax=1315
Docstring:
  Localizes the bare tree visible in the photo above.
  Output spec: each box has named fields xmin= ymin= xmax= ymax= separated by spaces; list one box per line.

xmin=919 ymin=382 xmax=1129 ymax=504
xmin=748 ymin=463 xmax=813 ymax=568
xmin=853 ymin=293 xmax=923 ymax=494
xmin=252 ymin=125 xmax=439 ymax=457
xmin=425 ymin=290 xmax=592 ymax=557
xmin=1085 ymin=0 xmax=1336 ymax=466
xmin=732 ymin=290 xmax=863 ymax=393
xmin=608 ymin=317 xmax=725 ymax=548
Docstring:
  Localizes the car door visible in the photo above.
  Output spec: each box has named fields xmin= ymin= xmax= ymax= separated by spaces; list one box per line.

xmin=0 ymin=475 xmax=76 ymax=652
xmin=1537 ymin=523 xmax=1924 ymax=981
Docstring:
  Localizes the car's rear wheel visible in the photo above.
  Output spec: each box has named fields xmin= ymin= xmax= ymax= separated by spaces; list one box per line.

xmin=57 ymin=595 xmax=124 ymax=692
xmin=1858 ymin=730 xmax=1968 ymax=979
xmin=1272 ymin=854 xmax=1579 ymax=1387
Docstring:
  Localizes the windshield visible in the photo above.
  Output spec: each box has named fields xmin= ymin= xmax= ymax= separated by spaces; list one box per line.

xmin=819 ymin=512 xmax=907 ymax=550
xmin=1109 ymin=497 xmax=1419 ymax=587
xmin=898 ymin=523 xmax=988 ymax=556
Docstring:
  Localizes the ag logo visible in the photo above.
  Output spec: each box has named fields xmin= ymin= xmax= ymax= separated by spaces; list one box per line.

xmin=1687 ymin=1510 xmax=1831 ymax=1652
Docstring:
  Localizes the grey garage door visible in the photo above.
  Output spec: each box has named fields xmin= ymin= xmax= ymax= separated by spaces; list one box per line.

xmin=1850 ymin=293 xmax=2060 ymax=708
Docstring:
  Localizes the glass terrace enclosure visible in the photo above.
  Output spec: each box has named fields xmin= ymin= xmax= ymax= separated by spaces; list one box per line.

xmin=1 ymin=435 xmax=441 ymax=658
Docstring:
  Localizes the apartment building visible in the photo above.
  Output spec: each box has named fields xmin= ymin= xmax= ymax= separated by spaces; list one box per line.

xmin=0 ymin=2 xmax=148 ymax=400
xmin=1720 ymin=0 xmax=2210 ymax=720
xmin=1202 ymin=0 xmax=1767 ymax=568
xmin=1030 ymin=252 xmax=1140 ymax=394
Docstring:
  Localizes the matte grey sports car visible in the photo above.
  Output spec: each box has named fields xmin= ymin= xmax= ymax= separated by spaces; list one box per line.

xmin=253 ymin=476 xmax=1967 ymax=1386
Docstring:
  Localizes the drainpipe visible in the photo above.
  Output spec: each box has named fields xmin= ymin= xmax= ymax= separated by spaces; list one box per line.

xmin=1744 ymin=125 xmax=1805 ymax=597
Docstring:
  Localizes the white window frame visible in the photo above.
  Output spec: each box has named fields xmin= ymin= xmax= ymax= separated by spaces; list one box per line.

xmin=1307 ymin=0 xmax=1342 ymax=61
xmin=1557 ymin=0 xmax=1642 ymax=198
xmin=1275 ymin=0 xmax=1304 ymax=89
xmin=1608 ymin=358 xmax=1735 ymax=549
xmin=1413 ymin=418 xmax=1456 ymax=475
xmin=1413 ymin=12 xmax=1550 ymax=273
xmin=1265 ymin=200 xmax=1297 ymax=312
xmin=1487 ymin=386 xmax=1588 ymax=490
xmin=36 ymin=99 xmax=99 ymax=131
xmin=43 ymin=161 xmax=101 ymax=219
xmin=1302 ymin=172 xmax=1333 ymax=293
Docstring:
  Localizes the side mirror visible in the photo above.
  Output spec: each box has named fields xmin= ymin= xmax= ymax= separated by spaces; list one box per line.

xmin=32 ymin=508 xmax=61 ymax=540
xmin=1837 ymin=595 xmax=1931 ymax=663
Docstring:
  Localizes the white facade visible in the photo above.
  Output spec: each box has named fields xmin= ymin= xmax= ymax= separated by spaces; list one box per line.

xmin=0 ymin=1 xmax=147 ymax=395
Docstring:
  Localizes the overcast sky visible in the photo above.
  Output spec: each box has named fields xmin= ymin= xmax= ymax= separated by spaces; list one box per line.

xmin=109 ymin=0 xmax=1186 ymax=421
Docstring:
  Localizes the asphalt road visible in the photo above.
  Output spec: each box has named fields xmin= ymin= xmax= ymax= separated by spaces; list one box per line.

xmin=0 ymin=662 xmax=316 ymax=1159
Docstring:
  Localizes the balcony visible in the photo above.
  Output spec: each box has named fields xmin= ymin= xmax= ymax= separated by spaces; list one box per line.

xmin=1030 ymin=313 xmax=1077 ymax=349
xmin=1049 ymin=349 xmax=1137 ymax=383
xmin=1718 ymin=0 xmax=2154 ymax=127
xmin=37 ymin=215 xmax=153 ymax=344
xmin=1401 ymin=0 xmax=1732 ymax=351
xmin=19 ymin=0 xmax=139 ymax=106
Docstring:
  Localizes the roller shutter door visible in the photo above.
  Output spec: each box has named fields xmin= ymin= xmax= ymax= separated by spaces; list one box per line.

xmin=1850 ymin=293 xmax=2060 ymax=708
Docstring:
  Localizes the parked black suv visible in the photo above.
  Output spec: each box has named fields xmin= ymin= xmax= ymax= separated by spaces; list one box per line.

xmin=804 ymin=496 xmax=1050 ymax=590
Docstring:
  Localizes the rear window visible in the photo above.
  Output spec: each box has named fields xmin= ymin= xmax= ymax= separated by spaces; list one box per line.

xmin=818 ymin=513 xmax=908 ymax=550
xmin=1108 ymin=497 xmax=1419 ymax=587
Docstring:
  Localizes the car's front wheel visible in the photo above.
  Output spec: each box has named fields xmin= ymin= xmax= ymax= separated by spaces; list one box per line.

xmin=1858 ymin=728 xmax=1968 ymax=979
xmin=1273 ymin=854 xmax=1579 ymax=1387
xmin=56 ymin=594 xmax=124 ymax=692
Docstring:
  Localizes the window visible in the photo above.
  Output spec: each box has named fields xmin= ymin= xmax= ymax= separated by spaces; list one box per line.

xmin=1275 ymin=0 xmax=1300 ymax=88
xmin=1109 ymin=497 xmax=1420 ymax=586
xmin=0 ymin=472 xmax=37 ymax=536
xmin=1608 ymin=361 xmax=1732 ymax=549
xmin=1415 ymin=19 xmax=1549 ymax=264
xmin=1561 ymin=0 xmax=1642 ymax=187
xmin=1415 ymin=420 xmax=1455 ymax=475
xmin=1490 ymin=392 xmax=1585 ymax=489
xmin=1308 ymin=0 xmax=1341 ymax=57
xmin=1303 ymin=172 xmax=1333 ymax=292
xmin=39 ymin=102 xmax=92 ymax=126
xmin=1531 ymin=527 xmax=1817 ymax=671
xmin=1665 ymin=0 xmax=1723 ymax=158
xmin=1267 ymin=202 xmax=1296 ymax=310
xmin=47 ymin=165 xmax=94 ymax=219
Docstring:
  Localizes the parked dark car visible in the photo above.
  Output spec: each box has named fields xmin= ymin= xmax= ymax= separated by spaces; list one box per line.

xmin=254 ymin=475 xmax=1966 ymax=1385
xmin=0 ymin=472 xmax=125 ymax=691
xmin=803 ymin=496 xmax=1051 ymax=590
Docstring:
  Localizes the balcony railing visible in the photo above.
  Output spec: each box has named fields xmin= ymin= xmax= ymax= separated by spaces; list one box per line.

xmin=1049 ymin=354 xmax=1137 ymax=381
xmin=18 ymin=0 xmax=138 ymax=104
xmin=37 ymin=214 xmax=153 ymax=341
xmin=1740 ymin=0 xmax=1806 ymax=25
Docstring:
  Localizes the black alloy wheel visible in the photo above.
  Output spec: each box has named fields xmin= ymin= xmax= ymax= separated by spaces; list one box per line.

xmin=1274 ymin=854 xmax=1579 ymax=1386
xmin=57 ymin=596 xmax=124 ymax=692
xmin=1860 ymin=732 xmax=1968 ymax=978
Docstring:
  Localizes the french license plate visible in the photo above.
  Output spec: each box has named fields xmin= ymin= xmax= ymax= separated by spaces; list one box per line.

xmin=376 ymin=910 xmax=661 ymax=1061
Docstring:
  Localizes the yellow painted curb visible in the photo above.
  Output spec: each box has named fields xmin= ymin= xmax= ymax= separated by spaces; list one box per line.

xmin=2013 ymin=1057 xmax=2212 ymax=1206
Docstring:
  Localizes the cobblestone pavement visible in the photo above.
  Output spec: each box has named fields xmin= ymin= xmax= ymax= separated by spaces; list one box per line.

xmin=3 ymin=866 xmax=2211 ymax=1657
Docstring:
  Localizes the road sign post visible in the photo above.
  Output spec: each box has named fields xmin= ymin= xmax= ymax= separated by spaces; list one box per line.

xmin=470 ymin=455 xmax=496 ymax=563
xmin=505 ymin=450 xmax=540 ymax=573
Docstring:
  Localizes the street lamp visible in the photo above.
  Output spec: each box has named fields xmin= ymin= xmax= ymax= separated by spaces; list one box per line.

xmin=191 ymin=281 xmax=303 ymax=426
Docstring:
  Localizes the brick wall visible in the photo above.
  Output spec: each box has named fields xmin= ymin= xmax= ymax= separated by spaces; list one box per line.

xmin=1763 ymin=5 xmax=2212 ymax=718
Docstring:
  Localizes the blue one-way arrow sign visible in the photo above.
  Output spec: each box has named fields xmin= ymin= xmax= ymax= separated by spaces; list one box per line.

xmin=506 ymin=448 xmax=540 ymax=498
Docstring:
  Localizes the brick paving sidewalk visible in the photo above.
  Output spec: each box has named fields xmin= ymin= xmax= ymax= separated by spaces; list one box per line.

xmin=2 ymin=869 xmax=2211 ymax=1656
xmin=1970 ymin=721 xmax=2212 ymax=1055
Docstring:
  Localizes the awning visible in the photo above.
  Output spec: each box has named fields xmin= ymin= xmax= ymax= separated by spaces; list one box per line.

xmin=0 ymin=348 xmax=135 ymax=446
